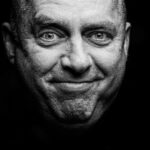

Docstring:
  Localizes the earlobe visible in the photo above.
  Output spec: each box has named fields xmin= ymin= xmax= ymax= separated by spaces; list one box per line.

xmin=2 ymin=22 xmax=16 ymax=64
xmin=124 ymin=22 xmax=131 ymax=57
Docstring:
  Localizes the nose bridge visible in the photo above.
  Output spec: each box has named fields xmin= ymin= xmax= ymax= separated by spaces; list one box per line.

xmin=70 ymin=36 xmax=87 ymax=64
xmin=61 ymin=34 xmax=92 ymax=73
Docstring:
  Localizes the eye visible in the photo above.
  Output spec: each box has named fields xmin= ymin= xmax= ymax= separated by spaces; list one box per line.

xmin=39 ymin=32 xmax=59 ymax=42
xmin=86 ymin=31 xmax=113 ymax=46
xmin=37 ymin=30 xmax=66 ymax=46
xmin=92 ymin=32 xmax=107 ymax=40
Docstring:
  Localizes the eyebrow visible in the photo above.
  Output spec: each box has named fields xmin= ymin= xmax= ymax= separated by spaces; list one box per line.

xmin=33 ymin=14 xmax=118 ymax=35
xmin=32 ymin=15 xmax=71 ymax=35
xmin=81 ymin=22 xmax=118 ymax=35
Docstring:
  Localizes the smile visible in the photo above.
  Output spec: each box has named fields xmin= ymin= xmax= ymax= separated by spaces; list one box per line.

xmin=52 ymin=80 xmax=99 ymax=93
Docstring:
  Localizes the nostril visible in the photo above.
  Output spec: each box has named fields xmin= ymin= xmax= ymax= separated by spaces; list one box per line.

xmin=61 ymin=55 xmax=91 ymax=76
xmin=63 ymin=64 xmax=90 ymax=77
xmin=70 ymin=61 xmax=91 ymax=74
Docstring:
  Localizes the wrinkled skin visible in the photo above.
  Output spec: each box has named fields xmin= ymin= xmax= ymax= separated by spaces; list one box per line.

xmin=3 ymin=0 xmax=130 ymax=128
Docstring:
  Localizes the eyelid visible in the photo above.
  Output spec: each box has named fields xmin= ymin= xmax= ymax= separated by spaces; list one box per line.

xmin=84 ymin=29 xmax=114 ymax=38
xmin=83 ymin=30 xmax=114 ymax=47
xmin=34 ymin=22 xmax=70 ymax=37
xmin=37 ymin=28 xmax=66 ymax=38
xmin=36 ymin=28 xmax=68 ymax=47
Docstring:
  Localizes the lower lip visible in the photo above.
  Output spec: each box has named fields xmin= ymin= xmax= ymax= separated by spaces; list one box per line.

xmin=53 ymin=81 xmax=98 ymax=93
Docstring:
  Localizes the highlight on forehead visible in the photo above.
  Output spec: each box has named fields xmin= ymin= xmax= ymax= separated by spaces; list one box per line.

xmin=11 ymin=0 xmax=126 ymax=19
xmin=112 ymin=0 xmax=126 ymax=20
xmin=10 ymin=0 xmax=127 ymax=29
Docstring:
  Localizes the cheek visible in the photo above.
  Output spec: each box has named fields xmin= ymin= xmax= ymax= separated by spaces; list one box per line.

xmin=29 ymin=50 xmax=59 ymax=73
xmin=90 ymin=47 xmax=123 ymax=75
xmin=23 ymin=41 xmax=65 ymax=75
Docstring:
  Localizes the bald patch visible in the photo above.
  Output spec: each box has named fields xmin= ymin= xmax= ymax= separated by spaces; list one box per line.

xmin=11 ymin=0 xmax=126 ymax=19
xmin=10 ymin=0 xmax=127 ymax=38
xmin=112 ymin=0 xmax=126 ymax=20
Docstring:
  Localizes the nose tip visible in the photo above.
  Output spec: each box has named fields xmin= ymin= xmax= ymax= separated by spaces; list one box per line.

xmin=61 ymin=35 xmax=92 ymax=75
xmin=61 ymin=53 xmax=92 ymax=75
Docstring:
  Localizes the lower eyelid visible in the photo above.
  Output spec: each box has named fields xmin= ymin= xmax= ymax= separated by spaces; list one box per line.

xmin=86 ymin=31 xmax=113 ymax=38
xmin=36 ymin=37 xmax=68 ymax=47
xmin=84 ymin=36 xmax=113 ymax=46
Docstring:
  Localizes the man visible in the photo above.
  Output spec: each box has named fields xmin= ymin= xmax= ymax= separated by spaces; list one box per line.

xmin=2 ymin=0 xmax=131 ymax=145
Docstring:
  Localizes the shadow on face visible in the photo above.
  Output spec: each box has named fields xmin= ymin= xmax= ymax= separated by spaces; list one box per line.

xmin=2 ymin=0 xmax=131 ymax=129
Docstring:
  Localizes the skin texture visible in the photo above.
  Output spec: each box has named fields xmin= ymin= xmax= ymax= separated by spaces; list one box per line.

xmin=3 ymin=0 xmax=131 ymax=128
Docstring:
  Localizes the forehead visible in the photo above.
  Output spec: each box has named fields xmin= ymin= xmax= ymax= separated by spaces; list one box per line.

xmin=22 ymin=0 xmax=121 ymax=22
xmin=33 ymin=0 xmax=114 ymax=9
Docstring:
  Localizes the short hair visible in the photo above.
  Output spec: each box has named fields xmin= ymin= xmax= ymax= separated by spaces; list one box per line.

xmin=8 ymin=0 xmax=33 ymax=39
xmin=114 ymin=0 xmax=127 ymax=21
xmin=9 ymin=0 xmax=127 ymax=38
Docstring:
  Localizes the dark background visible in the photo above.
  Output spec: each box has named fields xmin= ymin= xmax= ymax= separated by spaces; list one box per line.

xmin=0 ymin=0 xmax=149 ymax=148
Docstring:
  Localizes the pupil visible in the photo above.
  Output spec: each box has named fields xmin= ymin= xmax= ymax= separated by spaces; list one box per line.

xmin=46 ymin=33 xmax=54 ymax=39
xmin=96 ymin=33 xmax=103 ymax=38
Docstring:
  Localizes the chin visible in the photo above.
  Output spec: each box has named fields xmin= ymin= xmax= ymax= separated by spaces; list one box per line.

xmin=41 ymin=92 xmax=114 ymax=130
xmin=50 ymin=92 xmax=118 ymax=131
xmin=50 ymin=100 xmax=107 ymax=131
xmin=33 ymin=73 xmax=123 ymax=130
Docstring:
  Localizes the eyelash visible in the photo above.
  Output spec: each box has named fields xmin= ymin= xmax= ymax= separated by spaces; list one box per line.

xmin=85 ymin=31 xmax=113 ymax=45
xmin=40 ymin=32 xmax=60 ymax=41
xmin=37 ymin=30 xmax=66 ymax=46
xmin=36 ymin=29 xmax=113 ymax=47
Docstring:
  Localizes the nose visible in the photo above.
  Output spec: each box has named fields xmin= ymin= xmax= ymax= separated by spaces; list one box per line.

xmin=61 ymin=37 xmax=92 ymax=75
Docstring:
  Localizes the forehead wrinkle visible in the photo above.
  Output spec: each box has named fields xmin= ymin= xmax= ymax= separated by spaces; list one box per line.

xmin=13 ymin=0 xmax=124 ymax=13
xmin=33 ymin=14 xmax=71 ymax=30
xmin=15 ymin=0 xmax=125 ymax=19
xmin=34 ymin=0 xmax=62 ymax=6
xmin=12 ymin=0 xmax=126 ymax=33
xmin=33 ymin=13 xmax=119 ymax=38
xmin=34 ymin=0 xmax=118 ymax=18
xmin=111 ymin=0 xmax=125 ymax=18
xmin=30 ymin=0 xmax=124 ymax=33
xmin=34 ymin=0 xmax=122 ymax=14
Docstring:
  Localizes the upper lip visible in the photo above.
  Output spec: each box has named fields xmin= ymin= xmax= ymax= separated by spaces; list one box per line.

xmin=48 ymin=78 xmax=102 ymax=83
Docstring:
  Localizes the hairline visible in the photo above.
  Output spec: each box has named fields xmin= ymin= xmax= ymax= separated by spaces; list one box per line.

xmin=9 ymin=0 xmax=127 ymax=38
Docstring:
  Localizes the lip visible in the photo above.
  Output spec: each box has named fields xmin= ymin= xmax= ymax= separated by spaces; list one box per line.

xmin=52 ymin=80 xmax=99 ymax=93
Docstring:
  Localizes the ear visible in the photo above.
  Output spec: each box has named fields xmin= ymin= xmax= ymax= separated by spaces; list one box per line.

xmin=2 ymin=22 xmax=17 ymax=64
xmin=124 ymin=22 xmax=131 ymax=57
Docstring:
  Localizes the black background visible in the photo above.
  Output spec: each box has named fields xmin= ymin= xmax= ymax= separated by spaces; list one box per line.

xmin=0 ymin=0 xmax=149 ymax=148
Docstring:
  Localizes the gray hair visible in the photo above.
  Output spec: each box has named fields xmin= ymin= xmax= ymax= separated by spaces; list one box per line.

xmin=9 ymin=0 xmax=127 ymax=39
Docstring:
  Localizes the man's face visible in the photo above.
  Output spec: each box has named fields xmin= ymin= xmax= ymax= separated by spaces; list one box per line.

xmin=7 ymin=0 xmax=130 ymax=127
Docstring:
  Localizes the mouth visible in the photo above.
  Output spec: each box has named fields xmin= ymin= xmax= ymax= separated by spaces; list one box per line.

xmin=50 ymin=79 xmax=100 ymax=93
xmin=43 ymin=78 xmax=103 ymax=123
